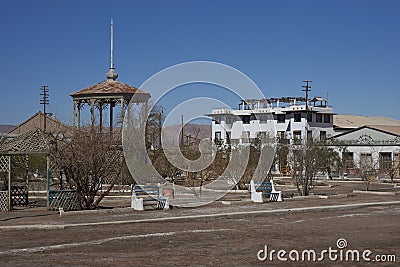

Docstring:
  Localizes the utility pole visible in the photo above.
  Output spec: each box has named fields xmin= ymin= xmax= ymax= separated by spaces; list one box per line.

xmin=302 ymin=80 xmax=312 ymax=111
xmin=40 ymin=86 xmax=49 ymax=133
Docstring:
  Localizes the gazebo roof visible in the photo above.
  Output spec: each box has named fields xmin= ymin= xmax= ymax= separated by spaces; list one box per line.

xmin=70 ymin=79 xmax=150 ymax=101
xmin=0 ymin=129 xmax=52 ymax=155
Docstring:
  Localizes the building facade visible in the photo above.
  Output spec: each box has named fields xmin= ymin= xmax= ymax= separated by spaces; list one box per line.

xmin=209 ymin=96 xmax=335 ymax=146
xmin=209 ymin=94 xmax=400 ymax=178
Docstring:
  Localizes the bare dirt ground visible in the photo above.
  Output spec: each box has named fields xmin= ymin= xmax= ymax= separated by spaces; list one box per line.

xmin=0 ymin=180 xmax=399 ymax=266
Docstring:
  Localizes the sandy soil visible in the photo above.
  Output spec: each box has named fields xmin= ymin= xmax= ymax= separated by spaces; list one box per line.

xmin=0 ymin=180 xmax=399 ymax=266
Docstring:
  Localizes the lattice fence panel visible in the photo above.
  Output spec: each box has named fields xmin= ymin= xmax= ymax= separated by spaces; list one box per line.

xmin=49 ymin=190 xmax=79 ymax=211
xmin=11 ymin=185 xmax=28 ymax=206
xmin=0 ymin=191 xmax=9 ymax=212
xmin=0 ymin=155 xmax=10 ymax=173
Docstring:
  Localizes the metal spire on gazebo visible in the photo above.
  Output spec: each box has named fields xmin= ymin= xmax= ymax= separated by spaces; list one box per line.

xmin=70 ymin=19 xmax=150 ymax=132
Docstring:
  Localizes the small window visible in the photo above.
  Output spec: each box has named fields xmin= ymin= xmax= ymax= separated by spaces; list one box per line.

xmin=240 ymin=115 xmax=250 ymax=124
xmin=226 ymin=116 xmax=232 ymax=124
xmin=294 ymin=113 xmax=301 ymax=122
xmin=324 ymin=114 xmax=331 ymax=123
xmin=344 ymin=152 xmax=354 ymax=169
xmin=316 ymin=114 xmax=322 ymax=123
xmin=277 ymin=114 xmax=285 ymax=123
xmin=258 ymin=131 xmax=267 ymax=141
xmin=215 ymin=131 xmax=221 ymax=140
xmin=293 ymin=131 xmax=302 ymax=141
xmin=320 ymin=131 xmax=326 ymax=141
xmin=213 ymin=115 xmax=221 ymax=124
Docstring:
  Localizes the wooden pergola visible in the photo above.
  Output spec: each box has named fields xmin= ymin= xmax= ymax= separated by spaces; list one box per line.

xmin=0 ymin=129 xmax=51 ymax=211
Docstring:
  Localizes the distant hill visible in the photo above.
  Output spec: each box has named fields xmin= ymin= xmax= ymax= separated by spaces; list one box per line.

xmin=161 ymin=124 xmax=211 ymax=148
xmin=0 ymin=125 xmax=16 ymax=134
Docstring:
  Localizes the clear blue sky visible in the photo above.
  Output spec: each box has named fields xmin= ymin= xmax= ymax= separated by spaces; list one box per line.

xmin=1 ymin=0 xmax=399 ymax=125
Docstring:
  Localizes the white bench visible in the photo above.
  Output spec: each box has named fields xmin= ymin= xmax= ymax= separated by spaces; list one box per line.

xmin=131 ymin=184 xmax=170 ymax=211
xmin=250 ymin=179 xmax=282 ymax=202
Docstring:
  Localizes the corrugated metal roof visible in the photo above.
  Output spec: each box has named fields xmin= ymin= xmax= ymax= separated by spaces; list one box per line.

xmin=333 ymin=114 xmax=400 ymax=129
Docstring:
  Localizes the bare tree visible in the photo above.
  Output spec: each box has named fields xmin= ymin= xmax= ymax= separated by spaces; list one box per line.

xmin=50 ymin=128 xmax=123 ymax=209
xmin=357 ymin=151 xmax=378 ymax=191
xmin=291 ymin=140 xmax=339 ymax=196
xmin=379 ymin=156 xmax=400 ymax=184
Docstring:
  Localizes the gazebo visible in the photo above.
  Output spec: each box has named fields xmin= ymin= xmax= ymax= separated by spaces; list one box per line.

xmin=70 ymin=20 xmax=150 ymax=131
xmin=70 ymin=72 xmax=150 ymax=132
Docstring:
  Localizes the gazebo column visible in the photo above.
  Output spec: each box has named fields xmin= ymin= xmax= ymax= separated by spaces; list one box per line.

xmin=120 ymin=98 xmax=125 ymax=126
xmin=90 ymin=99 xmax=95 ymax=128
xmin=98 ymin=101 xmax=103 ymax=132
xmin=110 ymin=101 xmax=114 ymax=133
xmin=72 ymin=100 xmax=81 ymax=128
xmin=73 ymin=101 xmax=77 ymax=127
xmin=77 ymin=102 xmax=81 ymax=128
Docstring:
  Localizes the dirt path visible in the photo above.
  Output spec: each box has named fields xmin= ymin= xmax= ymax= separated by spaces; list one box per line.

xmin=1 ymin=203 xmax=399 ymax=266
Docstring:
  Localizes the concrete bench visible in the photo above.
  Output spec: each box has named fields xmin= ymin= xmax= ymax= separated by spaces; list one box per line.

xmin=131 ymin=184 xmax=169 ymax=211
xmin=250 ymin=180 xmax=282 ymax=202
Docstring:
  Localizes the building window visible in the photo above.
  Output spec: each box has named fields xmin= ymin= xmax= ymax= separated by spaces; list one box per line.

xmin=213 ymin=115 xmax=221 ymax=124
xmin=226 ymin=115 xmax=232 ymax=124
xmin=277 ymin=114 xmax=285 ymax=123
xmin=324 ymin=114 xmax=331 ymax=123
xmin=294 ymin=113 xmax=301 ymax=122
xmin=293 ymin=131 xmax=302 ymax=144
xmin=240 ymin=115 xmax=250 ymax=124
xmin=320 ymin=131 xmax=326 ymax=141
xmin=343 ymin=152 xmax=354 ymax=170
xmin=307 ymin=112 xmax=313 ymax=122
xmin=316 ymin=114 xmax=322 ymax=123
xmin=380 ymin=152 xmax=392 ymax=170
xmin=258 ymin=131 xmax=266 ymax=139
xmin=215 ymin=131 xmax=221 ymax=141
